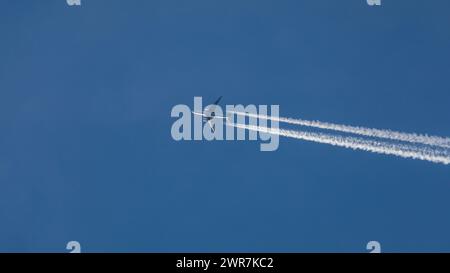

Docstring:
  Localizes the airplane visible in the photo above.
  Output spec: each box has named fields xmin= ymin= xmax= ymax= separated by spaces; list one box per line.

xmin=192 ymin=96 xmax=228 ymax=132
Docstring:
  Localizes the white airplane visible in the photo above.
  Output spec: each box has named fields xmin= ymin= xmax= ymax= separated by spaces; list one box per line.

xmin=192 ymin=96 xmax=228 ymax=132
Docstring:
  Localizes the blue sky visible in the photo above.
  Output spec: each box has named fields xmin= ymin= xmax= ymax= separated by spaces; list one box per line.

xmin=1 ymin=0 xmax=450 ymax=252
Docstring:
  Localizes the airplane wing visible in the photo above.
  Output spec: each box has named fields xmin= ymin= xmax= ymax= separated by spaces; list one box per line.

xmin=207 ymin=120 xmax=215 ymax=133
xmin=213 ymin=96 xmax=222 ymax=105
xmin=193 ymin=97 xmax=225 ymax=132
xmin=204 ymin=96 xmax=223 ymax=115
xmin=204 ymin=105 xmax=217 ymax=115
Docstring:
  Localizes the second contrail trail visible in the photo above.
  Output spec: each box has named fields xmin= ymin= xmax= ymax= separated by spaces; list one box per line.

xmin=227 ymin=122 xmax=450 ymax=165
xmin=229 ymin=111 xmax=450 ymax=149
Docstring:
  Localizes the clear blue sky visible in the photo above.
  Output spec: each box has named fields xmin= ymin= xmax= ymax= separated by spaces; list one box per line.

xmin=1 ymin=0 xmax=450 ymax=252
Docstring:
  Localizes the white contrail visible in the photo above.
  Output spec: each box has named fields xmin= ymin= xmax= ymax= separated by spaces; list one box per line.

xmin=227 ymin=122 xmax=450 ymax=165
xmin=229 ymin=111 xmax=450 ymax=149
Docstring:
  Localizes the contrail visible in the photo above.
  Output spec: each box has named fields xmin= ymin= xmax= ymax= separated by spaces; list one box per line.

xmin=229 ymin=111 xmax=450 ymax=149
xmin=227 ymin=122 xmax=450 ymax=165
